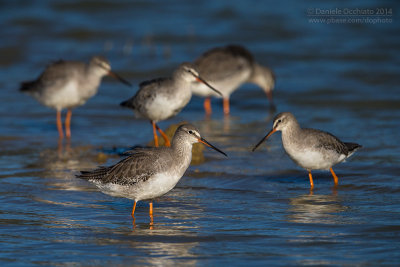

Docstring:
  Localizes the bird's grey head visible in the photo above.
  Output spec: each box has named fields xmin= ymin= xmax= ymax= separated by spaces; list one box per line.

xmin=175 ymin=123 xmax=227 ymax=157
xmin=90 ymin=56 xmax=111 ymax=75
xmin=251 ymin=112 xmax=297 ymax=152
xmin=249 ymin=63 xmax=275 ymax=101
xmin=174 ymin=62 xmax=223 ymax=97
xmin=90 ymin=56 xmax=131 ymax=86
xmin=175 ymin=123 xmax=202 ymax=144
xmin=174 ymin=62 xmax=201 ymax=83
xmin=272 ymin=112 xmax=297 ymax=131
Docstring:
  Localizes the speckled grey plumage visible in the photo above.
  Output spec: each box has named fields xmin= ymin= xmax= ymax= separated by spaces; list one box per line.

xmin=194 ymin=45 xmax=255 ymax=82
xmin=255 ymin=112 xmax=361 ymax=171
xmin=20 ymin=56 xmax=117 ymax=110
xmin=192 ymin=44 xmax=275 ymax=98
xmin=120 ymin=62 xmax=199 ymax=122
xmin=77 ymin=123 xmax=227 ymax=202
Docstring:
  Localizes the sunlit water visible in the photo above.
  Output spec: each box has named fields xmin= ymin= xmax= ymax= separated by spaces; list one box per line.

xmin=1 ymin=0 xmax=399 ymax=265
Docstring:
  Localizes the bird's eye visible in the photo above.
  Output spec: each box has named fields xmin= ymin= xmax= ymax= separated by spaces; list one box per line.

xmin=188 ymin=130 xmax=193 ymax=134
xmin=277 ymin=119 xmax=282 ymax=123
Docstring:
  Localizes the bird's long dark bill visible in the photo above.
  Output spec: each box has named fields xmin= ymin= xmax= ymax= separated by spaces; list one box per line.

xmin=198 ymin=138 xmax=227 ymax=157
xmin=252 ymin=128 xmax=276 ymax=152
xmin=195 ymin=76 xmax=223 ymax=97
xmin=108 ymin=71 xmax=132 ymax=87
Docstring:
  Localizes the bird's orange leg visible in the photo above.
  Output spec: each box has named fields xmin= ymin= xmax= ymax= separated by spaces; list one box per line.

xmin=155 ymin=123 xmax=171 ymax=147
xmin=204 ymin=97 xmax=212 ymax=116
xmin=151 ymin=121 xmax=159 ymax=147
xmin=308 ymin=171 xmax=314 ymax=189
xmin=330 ymin=167 xmax=339 ymax=186
xmin=56 ymin=110 xmax=64 ymax=139
xmin=149 ymin=201 xmax=153 ymax=216
xmin=65 ymin=109 xmax=72 ymax=139
xmin=223 ymin=98 xmax=230 ymax=115
xmin=149 ymin=201 xmax=154 ymax=229
xmin=131 ymin=201 xmax=137 ymax=218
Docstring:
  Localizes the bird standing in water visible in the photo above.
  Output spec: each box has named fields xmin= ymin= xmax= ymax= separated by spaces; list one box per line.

xmin=120 ymin=62 xmax=222 ymax=147
xmin=20 ymin=56 xmax=131 ymax=139
xmin=192 ymin=45 xmax=275 ymax=116
xmin=252 ymin=112 xmax=361 ymax=188
xmin=77 ymin=124 xmax=227 ymax=223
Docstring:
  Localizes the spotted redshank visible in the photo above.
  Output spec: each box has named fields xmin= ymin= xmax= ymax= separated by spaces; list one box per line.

xmin=252 ymin=112 xmax=361 ymax=188
xmin=77 ymin=123 xmax=227 ymax=221
xmin=192 ymin=45 xmax=275 ymax=115
xmin=20 ymin=56 xmax=131 ymax=139
xmin=120 ymin=62 xmax=222 ymax=147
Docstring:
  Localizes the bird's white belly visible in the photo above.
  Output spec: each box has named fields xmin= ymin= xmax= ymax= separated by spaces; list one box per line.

xmin=135 ymin=172 xmax=182 ymax=201
xmin=91 ymin=172 xmax=183 ymax=202
xmin=284 ymin=145 xmax=344 ymax=171
xmin=40 ymin=81 xmax=83 ymax=110
xmin=143 ymin=93 xmax=191 ymax=121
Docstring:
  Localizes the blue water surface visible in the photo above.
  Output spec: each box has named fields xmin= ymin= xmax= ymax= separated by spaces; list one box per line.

xmin=0 ymin=0 xmax=399 ymax=266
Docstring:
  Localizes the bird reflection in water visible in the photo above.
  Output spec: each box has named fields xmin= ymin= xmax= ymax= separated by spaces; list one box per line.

xmin=104 ymin=220 xmax=200 ymax=265
xmin=29 ymin=144 xmax=111 ymax=192
xmin=57 ymin=137 xmax=71 ymax=155
xmin=131 ymin=188 xmax=204 ymax=231
xmin=287 ymin=190 xmax=348 ymax=225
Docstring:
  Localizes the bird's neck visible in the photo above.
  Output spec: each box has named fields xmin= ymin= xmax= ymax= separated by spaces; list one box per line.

xmin=282 ymin=122 xmax=302 ymax=145
xmin=247 ymin=63 xmax=263 ymax=86
xmin=248 ymin=63 xmax=274 ymax=91
xmin=171 ymin=136 xmax=193 ymax=166
xmin=171 ymin=79 xmax=192 ymax=104
xmin=174 ymin=78 xmax=191 ymax=91
xmin=86 ymin=65 xmax=106 ymax=81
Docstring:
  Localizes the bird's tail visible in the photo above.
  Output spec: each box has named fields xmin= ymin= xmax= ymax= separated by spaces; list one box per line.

xmin=76 ymin=166 xmax=109 ymax=181
xmin=19 ymin=80 xmax=38 ymax=92
xmin=120 ymin=98 xmax=134 ymax=108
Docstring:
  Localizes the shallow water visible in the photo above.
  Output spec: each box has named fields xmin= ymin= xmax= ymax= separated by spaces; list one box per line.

xmin=1 ymin=0 xmax=399 ymax=266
